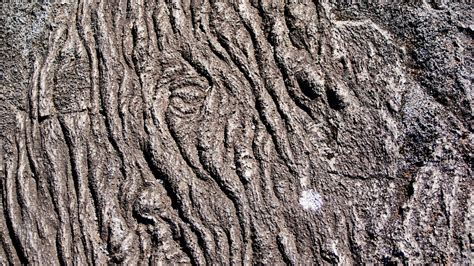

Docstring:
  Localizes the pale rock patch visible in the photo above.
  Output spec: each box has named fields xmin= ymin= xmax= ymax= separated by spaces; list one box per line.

xmin=299 ymin=189 xmax=323 ymax=212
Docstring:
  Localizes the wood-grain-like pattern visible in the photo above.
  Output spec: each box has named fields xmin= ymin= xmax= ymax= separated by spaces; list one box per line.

xmin=1 ymin=1 xmax=472 ymax=264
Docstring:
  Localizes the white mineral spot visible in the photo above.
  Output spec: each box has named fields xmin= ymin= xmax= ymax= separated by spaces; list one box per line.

xmin=299 ymin=189 xmax=323 ymax=212
xmin=242 ymin=168 xmax=252 ymax=180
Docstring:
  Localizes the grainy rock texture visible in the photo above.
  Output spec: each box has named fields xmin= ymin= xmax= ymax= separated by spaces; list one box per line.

xmin=0 ymin=1 xmax=472 ymax=264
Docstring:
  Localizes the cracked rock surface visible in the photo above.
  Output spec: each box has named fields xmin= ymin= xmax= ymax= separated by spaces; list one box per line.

xmin=0 ymin=1 xmax=472 ymax=264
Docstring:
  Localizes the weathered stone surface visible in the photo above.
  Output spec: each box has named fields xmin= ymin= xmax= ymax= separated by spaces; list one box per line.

xmin=0 ymin=1 xmax=472 ymax=264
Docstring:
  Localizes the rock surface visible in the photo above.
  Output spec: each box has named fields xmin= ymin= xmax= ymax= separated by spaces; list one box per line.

xmin=0 ymin=1 xmax=472 ymax=264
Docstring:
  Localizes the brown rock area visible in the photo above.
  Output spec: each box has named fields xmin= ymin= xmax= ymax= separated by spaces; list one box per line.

xmin=0 ymin=1 xmax=472 ymax=264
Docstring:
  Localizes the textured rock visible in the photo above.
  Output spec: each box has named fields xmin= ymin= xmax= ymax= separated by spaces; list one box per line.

xmin=0 ymin=1 xmax=472 ymax=264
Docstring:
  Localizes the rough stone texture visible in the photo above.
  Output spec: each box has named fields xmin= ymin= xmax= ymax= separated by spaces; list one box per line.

xmin=0 ymin=1 xmax=472 ymax=264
